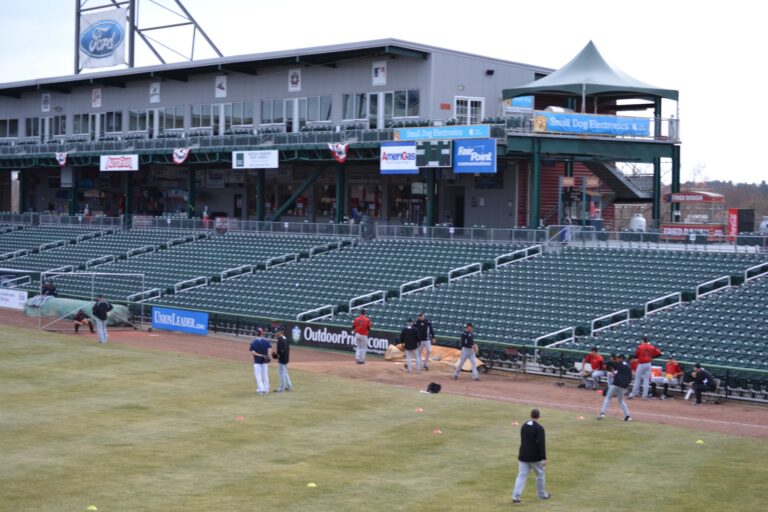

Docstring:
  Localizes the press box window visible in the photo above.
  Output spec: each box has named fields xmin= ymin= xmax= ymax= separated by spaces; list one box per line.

xmin=103 ymin=111 xmax=123 ymax=133
xmin=261 ymin=99 xmax=284 ymax=125
xmin=191 ymin=104 xmax=213 ymax=128
xmin=343 ymin=93 xmax=367 ymax=120
xmin=25 ymin=118 xmax=40 ymax=137
xmin=72 ymin=114 xmax=90 ymax=134
xmin=0 ymin=119 xmax=19 ymax=138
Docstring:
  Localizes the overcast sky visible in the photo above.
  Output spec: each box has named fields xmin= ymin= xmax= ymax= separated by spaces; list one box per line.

xmin=0 ymin=0 xmax=764 ymax=184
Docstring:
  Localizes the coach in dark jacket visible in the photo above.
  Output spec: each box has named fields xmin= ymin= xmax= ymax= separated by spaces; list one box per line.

xmin=512 ymin=409 xmax=550 ymax=503
xmin=414 ymin=312 xmax=436 ymax=370
xmin=400 ymin=319 xmax=422 ymax=374
xmin=274 ymin=331 xmax=292 ymax=392
xmin=598 ymin=354 xmax=632 ymax=421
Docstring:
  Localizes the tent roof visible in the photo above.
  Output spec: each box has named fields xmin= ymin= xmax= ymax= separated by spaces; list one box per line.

xmin=503 ymin=41 xmax=678 ymax=101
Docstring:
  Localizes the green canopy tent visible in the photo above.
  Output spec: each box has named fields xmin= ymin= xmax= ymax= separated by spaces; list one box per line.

xmin=503 ymin=41 xmax=678 ymax=111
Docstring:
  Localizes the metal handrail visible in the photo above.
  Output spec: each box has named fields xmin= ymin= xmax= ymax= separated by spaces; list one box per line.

xmin=220 ymin=264 xmax=254 ymax=281
xmin=644 ymin=292 xmax=682 ymax=315
xmin=590 ymin=309 xmax=630 ymax=335
xmin=296 ymin=304 xmax=335 ymax=322
xmin=85 ymin=255 xmax=116 ymax=269
xmin=1 ymin=275 xmax=31 ymax=288
xmin=173 ymin=276 xmax=208 ymax=293
xmin=126 ymin=245 xmax=156 ymax=259
xmin=534 ymin=327 xmax=575 ymax=347
xmin=47 ymin=265 xmax=75 ymax=274
xmin=266 ymin=253 xmax=298 ymax=269
xmin=39 ymin=240 xmax=68 ymax=252
xmin=0 ymin=249 xmax=29 ymax=261
xmin=448 ymin=262 xmax=482 ymax=282
xmin=399 ymin=276 xmax=435 ymax=297
xmin=127 ymin=288 xmax=162 ymax=302
xmin=349 ymin=290 xmax=385 ymax=312
xmin=745 ymin=262 xmax=768 ymax=282
xmin=495 ymin=245 xmax=542 ymax=268
xmin=696 ymin=275 xmax=731 ymax=299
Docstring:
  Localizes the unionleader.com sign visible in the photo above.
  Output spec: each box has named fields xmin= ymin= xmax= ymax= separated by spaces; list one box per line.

xmin=152 ymin=306 xmax=209 ymax=336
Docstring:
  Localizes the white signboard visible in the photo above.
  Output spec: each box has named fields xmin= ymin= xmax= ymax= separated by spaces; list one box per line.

xmin=149 ymin=81 xmax=160 ymax=103
xmin=100 ymin=154 xmax=139 ymax=171
xmin=232 ymin=150 xmax=279 ymax=169
xmin=79 ymin=7 xmax=128 ymax=69
xmin=288 ymin=69 xmax=302 ymax=92
xmin=215 ymin=75 xmax=227 ymax=98
xmin=0 ymin=288 xmax=28 ymax=310
xmin=379 ymin=142 xmax=418 ymax=174
xmin=372 ymin=60 xmax=387 ymax=86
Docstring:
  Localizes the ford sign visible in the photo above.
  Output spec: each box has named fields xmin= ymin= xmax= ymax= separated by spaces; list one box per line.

xmin=80 ymin=20 xmax=124 ymax=58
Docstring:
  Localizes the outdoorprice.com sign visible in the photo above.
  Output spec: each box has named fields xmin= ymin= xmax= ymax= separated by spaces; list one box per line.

xmin=284 ymin=322 xmax=395 ymax=355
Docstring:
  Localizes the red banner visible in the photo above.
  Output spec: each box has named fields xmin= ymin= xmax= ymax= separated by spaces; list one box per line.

xmin=660 ymin=223 xmax=726 ymax=241
xmin=727 ymin=208 xmax=739 ymax=242
xmin=328 ymin=143 xmax=349 ymax=164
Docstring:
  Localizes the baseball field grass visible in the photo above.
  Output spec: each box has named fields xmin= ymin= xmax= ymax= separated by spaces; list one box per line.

xmin=1 ymin=327 xmax=767 ymax=512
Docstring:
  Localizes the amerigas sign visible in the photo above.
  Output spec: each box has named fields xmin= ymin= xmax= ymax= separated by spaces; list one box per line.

xmin=100 ymin=155 xmax=139 ymax=171
xmin=79 ymin=7 xmax=127 ymax=69
xmin=380 ymin=141 xmax=417 ymax=175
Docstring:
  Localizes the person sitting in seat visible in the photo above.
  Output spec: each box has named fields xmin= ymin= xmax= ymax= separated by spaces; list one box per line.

xmin=73 ymin=309 xmax=95 ymax=334
xmin=690 ymin=363 xmax=717 ymax=405
xmin=578 ymin=346 xmax=606 ymax=390
xmin=651 ymin=356 xmax=685 ymax=399
xmin=41 ymin=280 xmax=58 ymax=297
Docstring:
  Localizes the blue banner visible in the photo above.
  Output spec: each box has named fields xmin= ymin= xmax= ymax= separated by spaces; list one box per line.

xmin=453 ymin=138 xmax=497 ymax=174
xmin=396 ymin=124 xmax=490 ymax=141
xmin=152 ymin=307 xmax=209 ymax=336
xmin=534 ymin=112 xmax=650 ymax=137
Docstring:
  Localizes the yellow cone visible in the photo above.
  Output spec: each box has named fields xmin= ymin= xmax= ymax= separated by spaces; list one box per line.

xmin=307 ymin=482 xmax=317 ymax=488
xmin=87 ymin=506 xmax=98 ymax=511
xmin=696 ymin=440 xmax=705 ymax=444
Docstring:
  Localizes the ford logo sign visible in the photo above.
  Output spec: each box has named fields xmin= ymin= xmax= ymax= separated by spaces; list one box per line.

xmin=80 ymin=20 xmax=124 ymax=58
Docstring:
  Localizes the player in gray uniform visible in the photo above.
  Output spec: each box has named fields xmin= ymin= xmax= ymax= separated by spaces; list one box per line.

xmin=414 ymin=312 xmax=436 ymax=371
xmin=452 ymin=322 xmax=480 ymax=381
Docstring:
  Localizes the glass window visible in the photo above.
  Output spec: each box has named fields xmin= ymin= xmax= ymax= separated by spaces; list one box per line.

xmin=307 ymin=96 xmax=319 ymax=122
xmin=406 ymin=89 xmax=419 ymax=117
xmin=73 ymin=114 xmax=89 ymax=134
xmin=201 ymin=104 xmax=211 ymax=128
xmin=243 ymin=102 xmax=253 ymax=126
xmin=320 ymin=95 xmax=332 ymax=121
xmin=343 ymin=93 xmax=367 ymax=120
xmin=174 ymin=106 xmax=184 ymax=129
xmin=0 ymin=119 xmax=19 ymax=138
xmin=129 ymin=109 xmax=148 ymax=131
xmin=261 ymin=100 xmax=273 ymax=124
xmin=51 ymin=115 xmax=66 ymax=136
xmin=394 ymin=90 xmax=407 ymax=118
xmin=104 ymin=111 xmax=122 ymax=133
xmin=191 ymin=104 xmax=202 ymax=127
xmin=25 ymin=117 xmax=40 ymax=137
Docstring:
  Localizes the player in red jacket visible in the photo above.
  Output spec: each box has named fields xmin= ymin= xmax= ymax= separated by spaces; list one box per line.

xmin=352 ymin=309 xmax=372 ymax=364
xmin=629 ymin=336 xmax=662 ymax=399
xmin=578 ymin=346 xmax=606 ymax=390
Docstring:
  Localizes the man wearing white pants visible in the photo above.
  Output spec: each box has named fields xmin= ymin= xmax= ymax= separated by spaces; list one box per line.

xmin=249 ymin=329 xmax=271 ymax=395
xmin=92 ymin=295 xmax=113 ymax=344
xmin=352 ymin=309 xmax=371 ymax=365
xmin=629 ymin=336 xmax=661 ymax=399
xmin=512 ymin=409 xmax=551 ymax=504
xmin=414 ymin=312 xmax=435 ymax=371
xmin=453 ymin=323 xmax=480 ymax=381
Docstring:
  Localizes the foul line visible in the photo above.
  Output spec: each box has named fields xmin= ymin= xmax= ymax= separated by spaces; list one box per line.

xmin=449 ymin=390 xmax=768 ymax=432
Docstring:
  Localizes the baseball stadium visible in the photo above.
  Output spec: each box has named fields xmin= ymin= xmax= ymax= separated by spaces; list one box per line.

xmin=1 ymin=2 xmax=767 ymax=511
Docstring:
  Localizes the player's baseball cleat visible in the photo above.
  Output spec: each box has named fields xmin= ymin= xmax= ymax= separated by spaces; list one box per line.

xmin=624 ymin=416 xmax=632 ymax=421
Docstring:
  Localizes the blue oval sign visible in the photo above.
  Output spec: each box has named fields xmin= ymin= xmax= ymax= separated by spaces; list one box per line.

xmin=80 ymin=20 xmax=124 ymax=58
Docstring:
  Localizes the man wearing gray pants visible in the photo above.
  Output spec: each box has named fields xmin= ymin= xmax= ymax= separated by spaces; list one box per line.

xmin=512 ymin=408 xmax=551 ymax=504
xmin=452 ymin=323 xmax=479 ymax=381
xmin=598 ymin=354 xmax=633 ymax=421
xmin=629 ymin=336 xmax=661 ymax=399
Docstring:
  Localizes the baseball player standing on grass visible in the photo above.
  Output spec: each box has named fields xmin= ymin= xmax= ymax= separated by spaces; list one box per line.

xmin=399 ymin=319 xmax=422 ymax=374
xmin=272 ymin=330 xmax=292 ymax=392
xmin=249 ymin=328 xmax=271 ymax=395
xmin=629 ymin=336 xmax=662 ymax=399
xmin=598 ymin=354 xmax=632 ymax=422
xmin=414 ymin=311 xmax=436 ymax=371
xmin=352 ymin=309 xmax=371 ymax=365
xmin=92 ymin=294 xmax=113 ymax=344
xmin=512 ymin=408 xmax=551 ymax=504
xmin=453 ymin=322 xmax=480 ymax=381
